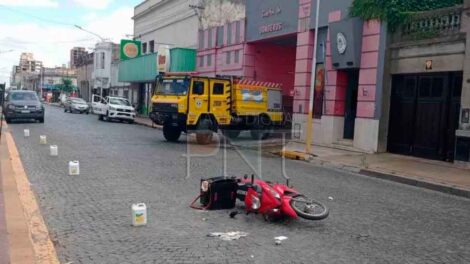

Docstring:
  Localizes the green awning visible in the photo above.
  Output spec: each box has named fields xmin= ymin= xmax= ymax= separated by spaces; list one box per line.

xmin=119 ymin=53 xmax=157 ymax=83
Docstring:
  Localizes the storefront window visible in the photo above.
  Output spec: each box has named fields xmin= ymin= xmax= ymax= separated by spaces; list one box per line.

xmin=314 ymin=64 xmax=325 ymax=119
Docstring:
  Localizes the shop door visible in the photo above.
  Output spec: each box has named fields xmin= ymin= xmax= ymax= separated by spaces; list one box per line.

xmin=388 ymin=73 xmax=461 ymax=161
xmin=343 ymin=70 xmax=359 ymax=139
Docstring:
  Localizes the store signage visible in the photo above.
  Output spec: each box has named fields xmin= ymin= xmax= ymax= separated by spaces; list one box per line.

xmin=120 ymin=39 xmax=141 ymax=61
xmin=260 ymin=23 xmax=283 ymax=34
xmin=157 ymin=45 xmax=171 ymax=73
xmin=246 ymin=0 xmax=298 ymax=42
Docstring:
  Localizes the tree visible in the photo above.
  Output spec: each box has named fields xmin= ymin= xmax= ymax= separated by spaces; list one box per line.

xmin=193 ymin=0 xmax=246 ymax=29
xmin=350 ymin=0 xmax=463 ymax=30
xmin=58 ymin=78 xmax=75 ymax=93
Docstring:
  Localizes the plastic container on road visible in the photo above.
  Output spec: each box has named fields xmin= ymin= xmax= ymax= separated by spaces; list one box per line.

xmin=132 ymin=203 xmax=147 ymax=227
xmin=24 ymin=129 xmax=30 ymax=137
xmin=50 ymin=145 xmax=58 ymax=156
xmin=68 ymin=161 xmax=80 ymax=175
xmin=39 ymin=135 xmax=47 ymax=145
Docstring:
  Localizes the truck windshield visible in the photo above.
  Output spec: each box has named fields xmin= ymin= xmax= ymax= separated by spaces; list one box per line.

xmin=156 ymin=79 xmax=188 ymax=96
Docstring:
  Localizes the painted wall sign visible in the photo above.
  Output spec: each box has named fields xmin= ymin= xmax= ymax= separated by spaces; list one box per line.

xmin=246 ymin=0 xmax=299 ymax=42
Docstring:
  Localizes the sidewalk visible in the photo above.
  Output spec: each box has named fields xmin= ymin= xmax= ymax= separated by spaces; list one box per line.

xmin=0 ymin=122 xmax=59 ymax=263
xmin=283 ymin=142 xmax=470 ymax=198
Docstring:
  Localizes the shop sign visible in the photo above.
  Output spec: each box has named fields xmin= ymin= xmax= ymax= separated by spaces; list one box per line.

xmin=246 ymin=0 xmax=298 ymax=42
xmin=120 ymin=39 xmax=141 ymax=61
xmin=157 ymin=45 xmax=171 ymax=73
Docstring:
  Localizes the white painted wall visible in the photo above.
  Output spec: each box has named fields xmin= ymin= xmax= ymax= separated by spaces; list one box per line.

xmin=134 ymin=0 xmax=199 ymax=50
xmin=93 ymin=42 xmax=113 ymax=90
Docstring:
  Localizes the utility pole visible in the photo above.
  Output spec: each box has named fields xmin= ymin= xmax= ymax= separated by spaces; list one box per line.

xmin=305 ymin=0 xmax=321 ymax=155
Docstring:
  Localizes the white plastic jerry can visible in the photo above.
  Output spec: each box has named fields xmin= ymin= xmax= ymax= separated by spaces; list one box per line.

xmin=39 ymin=135 xmax=47 ymax=145
xmin=24 ymin=129 xmax=30 ymax=137
xmin=50 ymin=145 xmax=58 ymax=156
xmin=132 ymin=203 xmax=147 ymax=226
xmin=68 ymin=161 xmax=80 ymax=175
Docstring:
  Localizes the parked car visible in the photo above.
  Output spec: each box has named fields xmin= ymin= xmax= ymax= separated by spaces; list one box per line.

xmin=92 ymin=95 xmax=136 ymax=123
xmin=2 ymin=90 xmax=45 ymax=123
xmin=64 ymin=97 xmax=90 ymax=114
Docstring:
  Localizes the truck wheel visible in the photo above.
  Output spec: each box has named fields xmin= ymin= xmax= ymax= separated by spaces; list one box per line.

xmin=222 ymin=130 xmax=241 ymax=139
xmin=196 ymin=118 xmax=214 ymax=145
xmin=251 ymin=115 xmax=271 ymax=140
xmin=163 ymin=124 xmax=181 ymax=142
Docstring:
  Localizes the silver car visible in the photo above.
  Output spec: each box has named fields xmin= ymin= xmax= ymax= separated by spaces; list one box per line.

xmin=64 ymin=97 xmax=90 ymax=114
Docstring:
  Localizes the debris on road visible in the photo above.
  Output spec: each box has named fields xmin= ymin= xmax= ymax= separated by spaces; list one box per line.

xmin=208 ymin=231 xmax=248 ymax=241
xmin=40 ymin=135 xmax=47 ymax=144
xmin=328 ymin=196 xmax=334 ymax=201
xmin=229 ymin=211 xmax=239 ymax=218
xmin=274 ymin=236 xmax=288 ymax=245
xmin=24 ymin=129 xmax=30 ymax=137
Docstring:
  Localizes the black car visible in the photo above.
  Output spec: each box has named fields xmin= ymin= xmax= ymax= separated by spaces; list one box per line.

xmin=3 ymin=90 xmax=45 ymax=123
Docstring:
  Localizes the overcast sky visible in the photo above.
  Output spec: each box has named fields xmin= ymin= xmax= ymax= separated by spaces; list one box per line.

xmin=0 ymin=0 xmax=141 ymax=86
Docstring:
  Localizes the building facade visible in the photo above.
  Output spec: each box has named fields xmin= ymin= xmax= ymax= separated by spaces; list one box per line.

xmin=76 ymin=52 xmax=94 ymax=102
xmin=196 ymin=0 xmax=470 ymax=166
xmin=10 ymin=53 xmax=43 ymax=90
xmin=92 ymin=42 xmax=131 ymax=101
xmin=70 ymin=47 xmax=88 ymax=69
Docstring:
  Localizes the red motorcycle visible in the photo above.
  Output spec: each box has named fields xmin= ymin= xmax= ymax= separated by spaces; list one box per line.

xmin=237 ymin=175 xmax=329 ymax=221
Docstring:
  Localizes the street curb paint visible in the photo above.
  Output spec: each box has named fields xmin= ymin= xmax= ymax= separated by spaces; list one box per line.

xmin=359 ymin=169 xmax=470 ymax=199
xmin=5 ymin=127 xmax=60 ymax=263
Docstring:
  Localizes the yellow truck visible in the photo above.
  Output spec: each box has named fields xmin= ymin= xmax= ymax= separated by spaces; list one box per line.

xmin=150 ymin=73 xmax=284 ymax=144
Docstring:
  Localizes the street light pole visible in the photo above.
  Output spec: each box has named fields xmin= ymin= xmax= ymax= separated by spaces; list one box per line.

xmin=305 ymin=0 xmax=321 ymax=155
xmin=74 ymin=25 xmax=106 ymax=42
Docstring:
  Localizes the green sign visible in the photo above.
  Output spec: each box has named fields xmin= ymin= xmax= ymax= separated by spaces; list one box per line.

xmin=120 ymin=39 xmax=141 ymax=61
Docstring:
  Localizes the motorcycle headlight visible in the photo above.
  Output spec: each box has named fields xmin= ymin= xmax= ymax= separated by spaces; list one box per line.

xmin=251 ymin=195 xmax=261 ymax=210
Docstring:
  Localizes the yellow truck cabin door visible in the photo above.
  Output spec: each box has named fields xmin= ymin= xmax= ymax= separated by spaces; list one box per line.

xmin=209 ymin=79 xmax=231 ymax=125
xmin=188 ymin=78 xmax=209 ymax=126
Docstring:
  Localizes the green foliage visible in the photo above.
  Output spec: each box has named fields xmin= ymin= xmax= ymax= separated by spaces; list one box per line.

xmin=56 ymin=78 xmax=75 ymax=93
xmin=350 ymin=0 xmax=463 ymax=30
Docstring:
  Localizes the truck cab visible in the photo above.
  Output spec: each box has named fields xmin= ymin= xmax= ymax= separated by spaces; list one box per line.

xmin=151 ymin=73 xmax=283 ymax=144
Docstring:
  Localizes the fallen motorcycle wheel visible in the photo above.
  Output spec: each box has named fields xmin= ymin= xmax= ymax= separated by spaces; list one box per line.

xmin=290 ymin=195 xmax=329 ymax=220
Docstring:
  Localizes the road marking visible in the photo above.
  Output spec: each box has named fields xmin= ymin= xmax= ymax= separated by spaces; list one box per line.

xmin=4 ymin=124 xmax=60 ymax=264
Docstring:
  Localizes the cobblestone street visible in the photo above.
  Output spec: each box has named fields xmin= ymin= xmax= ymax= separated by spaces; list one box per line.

xmin=7 ymin=106 xmax=470 ymax=264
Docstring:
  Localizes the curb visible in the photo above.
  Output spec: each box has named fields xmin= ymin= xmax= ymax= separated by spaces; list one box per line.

xmin=358 ymin=169 xmax=470 ymax=199
xmin=134 ymin=120 xmax=162 ymax=130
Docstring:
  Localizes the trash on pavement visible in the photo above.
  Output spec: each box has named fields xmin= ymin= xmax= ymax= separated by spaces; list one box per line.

xmin=274 ymin=236 xmax=288 ymax=245
xmin=50 ymin=145 xmax=58 ymax=156
xmin=208 ymin=231 xmax=248 ymax=241
xmin=24 ymin=129 xmax=30 ymax=137
xmin=328 ymin=196 xmax=334 ymax=200
xmin=40 ymin=135 xmax=47 ymax=144
xmin=132 ymin=203 xmax=147 ymax=226
xmin=68 ymin=161 xmax=80 ymax=175
xmin=229 ymin=211 xmax=239 ymax=218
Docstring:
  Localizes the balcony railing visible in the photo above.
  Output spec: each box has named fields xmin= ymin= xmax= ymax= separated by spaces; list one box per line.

xmin=397 ymin=5 xmax=463 ymax=42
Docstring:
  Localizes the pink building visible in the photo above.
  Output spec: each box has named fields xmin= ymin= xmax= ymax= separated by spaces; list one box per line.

xmin=196 ymin=0 xmax=469 ymax=165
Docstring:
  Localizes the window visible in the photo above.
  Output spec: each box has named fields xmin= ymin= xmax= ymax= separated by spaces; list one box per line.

xmin=199 ymin=56 xmax=204 ymax=67
xmin=235 ymin=21 xmax=241 ymax=43
xmin=234 ymin=50 xmax=240 ymax=63
xmin=142 ymin=43 xmax=147 ymax=54
xmin=208 ymin=28 xmax=213 ymax=48
xmin=199 ymin=30 xmax=205 ymax=49
xmin=123 ymin=90 xmax=129 ymax=99
xmin=216 ymin=26 xmax=224 ymax=47
xmin=192 ymin=81 xmax=205 ymax=95
xmin=226 ymin=51 xmax=231 ymax=64
xmin=213 ymin=83 xmax=224 ymax=95
xmin=149 ymin=41 xmax=155 ymax=53
xmin=207 ymin=54 xmax=212 ymax=66
xmin=227 ymin=23 xmax=232 ymax=45
xmin=100 ymin=52 xmax=105 ymax=69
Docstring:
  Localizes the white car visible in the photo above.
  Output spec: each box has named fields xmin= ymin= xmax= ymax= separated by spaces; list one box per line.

xmin=92 ymin=95 xmax=136 ymax=123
